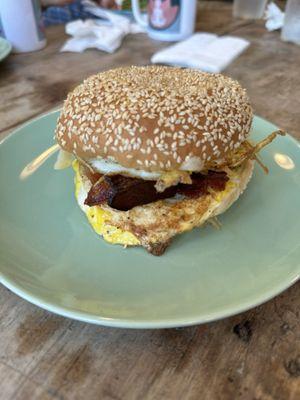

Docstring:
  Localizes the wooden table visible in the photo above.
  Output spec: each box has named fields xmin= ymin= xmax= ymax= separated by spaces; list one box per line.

xmin=0 ymin=2 xmax=299 ymax=399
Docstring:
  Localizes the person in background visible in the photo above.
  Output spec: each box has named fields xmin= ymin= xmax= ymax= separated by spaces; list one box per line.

xmin=41 ymin=0 xmax=120 ymax=26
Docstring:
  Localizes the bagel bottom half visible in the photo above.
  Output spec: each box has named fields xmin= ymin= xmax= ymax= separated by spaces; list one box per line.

xmin=73 ymin=160 xmax=254 ymax=255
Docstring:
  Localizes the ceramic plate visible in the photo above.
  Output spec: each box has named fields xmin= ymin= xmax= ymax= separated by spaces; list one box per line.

xmin=0 ymin=37 xmax=12 ymax=62
xmin=0 ymin=111 xmax=299 ymax=328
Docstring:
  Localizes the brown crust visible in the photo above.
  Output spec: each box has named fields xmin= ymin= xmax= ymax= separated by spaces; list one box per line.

xmin=56 ymin=66 xmax=253 ymax=172
xmin=107 ymin=194 xmax=214 ymax=249
xmin=146 ymin=240 xmax=172 ymax=256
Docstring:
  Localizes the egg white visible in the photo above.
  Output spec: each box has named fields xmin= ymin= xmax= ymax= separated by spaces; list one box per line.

xmin=90 ymin=158 xmax=161 ymax=180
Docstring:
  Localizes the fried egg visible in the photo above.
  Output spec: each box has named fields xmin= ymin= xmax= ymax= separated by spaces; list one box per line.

xmin=90 ymin=158 xmax=160 ymax=180
xmin=73 ymin=159 xmax=254 ymax=252
xmin=74 ymin=160 xmax=140 ymax=246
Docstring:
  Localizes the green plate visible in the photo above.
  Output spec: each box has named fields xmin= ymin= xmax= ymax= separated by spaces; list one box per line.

xmin=0 ymin=37 xmax=12 ymax=62
xmin=0 ymin=111 xmax=299 ymax=328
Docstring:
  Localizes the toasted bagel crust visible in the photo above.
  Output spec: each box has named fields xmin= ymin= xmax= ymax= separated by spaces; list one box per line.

xmin=56 ymin=66 xmax=253 ymax=172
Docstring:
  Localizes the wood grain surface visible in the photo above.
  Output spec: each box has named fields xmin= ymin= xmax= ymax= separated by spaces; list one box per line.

xmin=0 ymin=2 xmax=299 ymax=399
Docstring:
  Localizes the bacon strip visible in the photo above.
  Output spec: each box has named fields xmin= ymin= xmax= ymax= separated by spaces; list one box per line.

xmin=84 ymin=171 xmax=228 ymax=211
xmin=177 ymin=171 xmax=228 ymax=199
xmin=85 ymin=175 xmax=177 ymax=210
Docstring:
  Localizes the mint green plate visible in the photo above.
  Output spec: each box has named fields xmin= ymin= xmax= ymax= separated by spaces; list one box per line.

xmin=0 ymin=111 xmax=299 ymax=328
xmin=0 ymin=37 xmax=12 ymax=62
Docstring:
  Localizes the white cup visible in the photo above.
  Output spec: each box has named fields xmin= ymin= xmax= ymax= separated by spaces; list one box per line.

xmin=233 ymin=0 xmax=268 ymax=19
xmin=0 ymin=0 xmax=46 ymax=53
xmin=281 ymin=0 xmax=300 ymax=45
xmin=131 ymin=0 xmax=197 ymax=42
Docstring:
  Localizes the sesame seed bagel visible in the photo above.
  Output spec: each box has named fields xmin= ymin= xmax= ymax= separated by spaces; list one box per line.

xmin=55 ymin=66 xmax=253 ymax=172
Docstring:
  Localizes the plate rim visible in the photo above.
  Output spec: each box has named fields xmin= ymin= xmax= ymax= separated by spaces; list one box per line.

xmin=0 ymin=37 xmax=12 ymax=62
xmin=1 ymin=272 xmax=299 ymax=329
xmin=0 ymin=111 xmax=299 ymax=328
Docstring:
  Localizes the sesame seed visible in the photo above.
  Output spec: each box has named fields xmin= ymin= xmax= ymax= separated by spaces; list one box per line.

xmin=57 ymin=65 xmax=252 ymax=170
